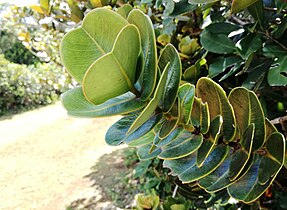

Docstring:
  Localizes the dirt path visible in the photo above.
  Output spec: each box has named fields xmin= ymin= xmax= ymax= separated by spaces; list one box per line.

xmin=0 ymin=103 xmax=122 ymax=210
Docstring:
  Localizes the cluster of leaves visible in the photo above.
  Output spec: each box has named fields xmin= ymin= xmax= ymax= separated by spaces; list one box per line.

xmin=60 ymin=1 xmax=287 ymax=208
xmin=0 ymin=55 xmax=70 ymax=115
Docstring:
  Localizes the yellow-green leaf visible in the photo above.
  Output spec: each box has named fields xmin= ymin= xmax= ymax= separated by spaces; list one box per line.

xmin=82 ymin=24 xmax=140 ymax=104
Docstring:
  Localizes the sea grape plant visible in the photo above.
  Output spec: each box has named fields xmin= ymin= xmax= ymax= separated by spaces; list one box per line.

xmin=61 ymin=7 xmax=286 ymax=204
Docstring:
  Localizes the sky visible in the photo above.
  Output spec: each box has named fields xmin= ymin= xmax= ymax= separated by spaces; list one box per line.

xmin=0 ymin=0 xmax=38 ymax=6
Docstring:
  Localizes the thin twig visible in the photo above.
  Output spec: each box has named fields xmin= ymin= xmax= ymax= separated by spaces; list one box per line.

xmin=270 ymin=115 xmax=287 ymax=125
xmin=172 ymin=185 xmax=178 ymax=198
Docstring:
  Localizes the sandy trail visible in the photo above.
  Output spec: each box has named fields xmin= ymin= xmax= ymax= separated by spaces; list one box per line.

xmin=0 ymin=103 xmax=121 ymax=210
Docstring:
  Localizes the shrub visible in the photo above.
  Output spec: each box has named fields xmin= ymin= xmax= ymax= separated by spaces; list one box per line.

xmin=0 ymin=55 xmax=71 ymax=115
xmin=60 ymin=2 xmax=287 ymax=209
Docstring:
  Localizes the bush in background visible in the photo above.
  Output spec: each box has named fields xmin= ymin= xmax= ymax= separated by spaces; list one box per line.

xmin=0 ymin=55 xmax=72 ymax=115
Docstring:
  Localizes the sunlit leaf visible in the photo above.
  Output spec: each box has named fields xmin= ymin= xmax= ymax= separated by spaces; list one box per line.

xmin=117 ymin=4 xmax=133 ymax=18
xmin=196 ymin=115 xmax=223 ymax=167
xmin=105 ymin=115 xmax=138 ymax=146
xmin=199 ymin=154 xmax=254 ymax=193
xmin=128 ymin=63 xmax=170 ymax=133
xmin=178 ymin=83 xmax=195 ymax=124
xmin=258 ymin=132 xmax=285 ymax=184
xmin=61 ymin=8 xmax=129 ymax=83
xmin=179 ymin=145 xmax=229 ymax=183
xmin=125 ymin=113 xmax=163 ymax=144
xmin=128 ymin=9 xmax=158 ymax=101
xmin=158 ymin=99 xmax=180 ymax=139
xmin=159 ymin=134 xmax=203 ymax=159
xmin=137 ymin=144 xmax=162 ymax=160
xmin=231 ymin=0 xmax=259 ymax=13
xmin=228 ymin=87 xmax=265 ymax=150
xmin=82 ymin=24 xmax=140 ymax=104
xmin=196 ymin=77 xmax=236 ymax=141
xmin=61 ymin=87 xmax=146 ymax=117
xmin=229 ymin=124 xmax=254 ymax=181
xmin=158 ymin=44 xmax=182 ymax=112
xmin=228 ymin=151 xmax=285 ymax=203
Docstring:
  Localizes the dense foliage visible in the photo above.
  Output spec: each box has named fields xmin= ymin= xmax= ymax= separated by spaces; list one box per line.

xmin=60 ymin=0 xmax=287 ymax=208
xmin=0 ymin=55 xmax=70 ymax=115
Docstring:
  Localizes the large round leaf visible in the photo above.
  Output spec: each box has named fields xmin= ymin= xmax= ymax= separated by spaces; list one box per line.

xmin=60 ymin=8 xmax=129 ymax=83
xmin=82 ymin=24 xmax=141 ymax=104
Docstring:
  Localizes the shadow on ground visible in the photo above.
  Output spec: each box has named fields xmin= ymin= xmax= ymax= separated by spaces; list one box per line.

xmin=66 ymin=148 xmax=138 ymax=210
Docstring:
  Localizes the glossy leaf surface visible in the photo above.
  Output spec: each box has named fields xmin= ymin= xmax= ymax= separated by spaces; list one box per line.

xmin=196 ymin=77 xmax=236 ymax=141
xmin=158 ymin=44 xmax=182 ymax=112
xmin=159 ymin=134 xmax=203 ymax=159
xmin=228 ymin=87 xmax=265 ymax=150
xmin=178 ymin=83 xmax=195 ymax=124
xmin=196 ymin=115 xmax=223 ymax=167
xmin=62 ymin=87 xmax=146 ymax=117
xmin=128 ymin=9 xmax=158 ymax=100
xmin=229 ymin=124 xmax=254 ymax=181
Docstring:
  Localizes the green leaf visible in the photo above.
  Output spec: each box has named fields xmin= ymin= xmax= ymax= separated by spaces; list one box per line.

xmin=228 ymin=87 xmax=266 ymax=150
xmin=125 ymin=113 xmax=163 ymax=144
xmin=128 ymin=9 xmax=158 ymax=101
xmin=231 ymin=0 xmax=259 ymax=13
xmin=229 ymin=124 xmax=254 ymax=181
xmin=159 ymin=134 xmax=203 ymax=159
xmin=179 ymin=145 xmax=229 ymax=183
xmin=116 ymin=4 xmax=133 ymax=18
xmin=128 ymin=62 xmax=170 ymax=133
xmin=60 ymin=8 xmax=128 ymax=83
xmin=209 ymin=56 xmax=242 ymax=78
xmin=267 ymin=55 xmax=287 ymax=86
xmin=105 ymin=114 xmax=138 ymax=146
xmin=170 ymin=0 xmax=198 ymax=16
xmin=40 ymin=0 xmax=50 ymax=11
xmin=227 ymin=152 xmax=284 ymax=203
xmin=199 ymin=154 xmax=254 ymax=193
xmin=196 ymin=115 xmax=223 ymax=167
xmin=190 ymin=97 xmax=202 ymax=127
xmin=158 ymin=99 xmax=180 ymax=139
xmin=178 ymin=83 xmax=195 ymax=124
xmin=137 ymin=144 xmax=162 ymax=160
xmin=155 ymin=127 xmax=184 ymax=147
xmin=258 ymin=132 xmax=285 ymax=184
xmin=274 ymin=0 xmax=287 ymax=12
xmin=196 ymin=77 xmax=236 ymax=141
xmin=158 ymin=44 xmax=182 ymax=112
xmin=205 ymin=22 xmax=241 ymax=35
xmin=163 ymin=153 xmax=197 ymax=176
xmin=61 ymin=87 xmax=146 ymax=117
xmin=248 ymin=0 xmax=264 ymax=29
xmin=200 ymin=102 xmax=210 ymax=134
xmin=263 ymin=44 xmax=287 ymax=58
xmin=82 ymin=24 xmax=140 ymax=104
xmin=127 ymin=131 xmax=155 ymax=147
xmin=188 ymin=0 xmax=220 ymax=4
xmin=200 ymin=30 xmax=236 ymax=54
xmin=236 ymin=34 xmax=262 ymax=59
xmin=265 ymin=118 xmax=277 ymax=139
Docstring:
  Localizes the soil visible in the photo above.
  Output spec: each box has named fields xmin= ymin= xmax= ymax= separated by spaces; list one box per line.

xmin=0 ymin=102 xmax=130 ymax=210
